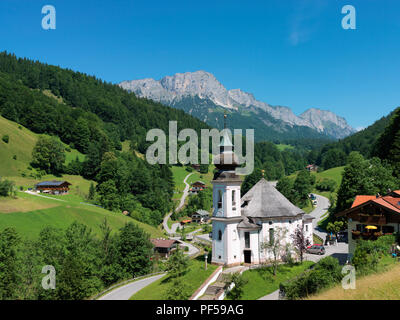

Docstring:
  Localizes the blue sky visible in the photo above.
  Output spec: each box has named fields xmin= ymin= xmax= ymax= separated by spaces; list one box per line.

xmin=0 ymin=0 xmax=399 ymax=129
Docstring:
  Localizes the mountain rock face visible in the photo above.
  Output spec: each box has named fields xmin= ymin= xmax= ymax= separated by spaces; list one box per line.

xmin=120 ymin=71 xmax=355 ymax=140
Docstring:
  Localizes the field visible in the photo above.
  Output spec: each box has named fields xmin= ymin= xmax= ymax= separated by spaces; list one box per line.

xmin=0 ymin=191 xmax=163 ymax=239
xmin=228 ymin=261 xmax=314 ymax=300
xmin=309 ymin=257 xmax=398 ymax=300
xmin=130 ymin=257 xmax=218 ymax=300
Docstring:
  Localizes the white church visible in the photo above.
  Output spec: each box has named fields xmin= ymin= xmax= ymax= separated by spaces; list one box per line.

xmin=211 ymin=132 xmax=314 ymax=266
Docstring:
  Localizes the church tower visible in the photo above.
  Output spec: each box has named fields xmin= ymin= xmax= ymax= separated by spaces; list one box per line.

xmin=211 ymin=115 xmax=242 ymax=266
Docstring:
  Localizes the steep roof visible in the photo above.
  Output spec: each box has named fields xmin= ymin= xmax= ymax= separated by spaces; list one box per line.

xmin=338 ymin=194 xmax=400 ymax=217
xmin=351 ymin=195 xmax=376 ymax=208
xmin=241 ymin=178 xmax=304 ymax=218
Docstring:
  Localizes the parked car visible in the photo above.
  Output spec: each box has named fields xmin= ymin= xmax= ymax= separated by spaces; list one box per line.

xmin=312 ymin=199 xmax=318 ymax=206
xmin=307 ymin=245 xmax=325 ymax=255
xmin=309 ymin=194 xmax=316 ymax=200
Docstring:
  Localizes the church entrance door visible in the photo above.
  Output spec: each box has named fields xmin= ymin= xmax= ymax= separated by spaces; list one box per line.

xmin=244 ymin=250 xmax=251 ymax=264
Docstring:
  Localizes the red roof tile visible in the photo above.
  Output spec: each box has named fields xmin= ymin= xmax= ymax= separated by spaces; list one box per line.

xmin=351 ymin=195 xmax=376 ymax=208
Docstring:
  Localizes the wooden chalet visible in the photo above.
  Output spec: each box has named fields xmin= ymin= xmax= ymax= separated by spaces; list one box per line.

xmin=150 ymin=238 xmax=180 ymax=258
xmin=336 ymin=191 xmax=400 ymax=255
xmin=190 ymin=181 xmax=206 ymax=193
xmin=35 ymin=180 xmax=71 ymax=195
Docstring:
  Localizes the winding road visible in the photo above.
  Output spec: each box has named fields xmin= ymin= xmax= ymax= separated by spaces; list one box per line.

xmin=98 ymin=273 xmax=166 ymax=300
xmin=99 ymin=173 xmax=200 ymax=300
xmin=163 ymin=172 xmax=193 ymax=235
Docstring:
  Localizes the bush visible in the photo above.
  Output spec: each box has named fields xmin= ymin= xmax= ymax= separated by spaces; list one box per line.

xmin=316 ymin=179 xmax=337 ymax=192
xmin=12 ymin=155 xmax=17 ymax=160
xmin=2 ymin=134 xmax=9 ymax=143
xmin=352 ymin=235 xmax=394 ymax=275
xmin=280 ymin=257 xmax=343 ymax=299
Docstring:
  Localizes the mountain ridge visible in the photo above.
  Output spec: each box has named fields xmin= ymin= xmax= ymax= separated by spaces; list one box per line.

xmin=119 ymin=70 xmax=355 ymax=140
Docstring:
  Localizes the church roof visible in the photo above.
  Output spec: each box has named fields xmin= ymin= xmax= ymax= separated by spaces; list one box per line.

xmin=237 ymin=216 xmax=261 ymax=230
xmin=241 ymin=178 xmax=304 ymax=218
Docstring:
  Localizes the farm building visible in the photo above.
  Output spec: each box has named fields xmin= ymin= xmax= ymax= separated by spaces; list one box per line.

xmin=35 ymin=180 xmax=71 ymax=195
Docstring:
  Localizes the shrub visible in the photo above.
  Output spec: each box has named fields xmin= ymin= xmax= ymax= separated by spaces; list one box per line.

xmin=2 ymin=134 xmax=9 ymax=143
xmin=12 ymin=155 xmax=17 ymax=160
xmin=280 ymin=257 xmax=343 ymax=299
xmin=316 ymin=179 xmax=337 ymax=192
xmin=352 ymin=235 xmax=394 ymax=275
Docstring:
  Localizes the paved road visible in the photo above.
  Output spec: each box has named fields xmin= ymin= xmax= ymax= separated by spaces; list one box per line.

xmin=309 ymin=194 xmax=331 ymax=240
xmin=163 ymin=172 xmax=193 ymax=235
xmin=259 ymin=193 xmax=348 ymax=300
xmin=98 ymin=273 xmax=166 ymax=300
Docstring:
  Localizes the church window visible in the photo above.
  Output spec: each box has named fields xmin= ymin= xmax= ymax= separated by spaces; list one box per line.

xmin=269 ymin=221 xmax=273 ymax=225
xmin=218 ymin=230 xmax=222 ymax=241
xmin=232 ymin=190 xmax=236 ymax=205
xmin=218 ymin=190 xmax=222 ymax=209
xmin=289 ymin=220 xmax=292 ymax=224
xmin=305 ymin=225 xmax=308 ymax=232
xmin=245 ymin=232 xmax=250 ymax=248
xmin=269 ymin=228 xmax=274 ymax=245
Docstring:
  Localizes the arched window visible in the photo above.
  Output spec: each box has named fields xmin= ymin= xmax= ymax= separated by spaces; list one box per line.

xmin=232 ymin=190 xmax=236 ymax=205
xmin=218 ymin=190 xmax=222 ymax=208
xmin=218 ymin=230 xmax=222 ymax=241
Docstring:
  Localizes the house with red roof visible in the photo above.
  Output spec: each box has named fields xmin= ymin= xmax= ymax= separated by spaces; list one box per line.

xmin=336 ymin=190 xmax=400 ymax=255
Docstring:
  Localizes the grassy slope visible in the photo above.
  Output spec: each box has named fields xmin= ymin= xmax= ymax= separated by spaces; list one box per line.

xmin=130 ymin=257 xmax=218 ymax=300
xmin=0 ymin=117 xmax=162 ymax=239
xmin=0 ymin=115 xmax=85 ymax=177
xmin=309 ymin=256 xmax=397 ymax=300
xmin=0 ymin=192 xmax=163 ymax=239
xmin=229 ymin=261 xmax=314 ymax=300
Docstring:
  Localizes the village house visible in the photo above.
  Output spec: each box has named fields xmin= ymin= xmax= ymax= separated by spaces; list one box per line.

xmin=336 ymin=190 xmax=400 ymax=256
xmin=211 ymin=132 xmax=314 ymax=266
xmin=190 ymin=181 xmax=206 ymax=193
xmin=150 ymin=238 xmax=180 ymax=258
xmin=35 ymin=180 xmax=71 ymax=195
xmin=191 ymin=209 xmax=210 ymax=224
xmin=306 ymin=164 xmax=319 ymax=172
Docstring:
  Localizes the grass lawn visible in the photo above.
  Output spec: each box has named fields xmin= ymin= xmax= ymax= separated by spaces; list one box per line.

xmin=0 ymin=192 xmax=163 ymax=239
xmin=130 ymin=257 xmax=218 ymax=300
xmin=309 ymin=256 xmax=398 ymax=300
xmin=231 ymin=261 xmax=314 ymax=300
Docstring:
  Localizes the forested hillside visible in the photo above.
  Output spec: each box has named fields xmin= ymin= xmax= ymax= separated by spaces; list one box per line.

xmin=0 ymin=52 xmax=209 ymax=226
xmin=310 ymin=109 xmax=396 ymax=170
